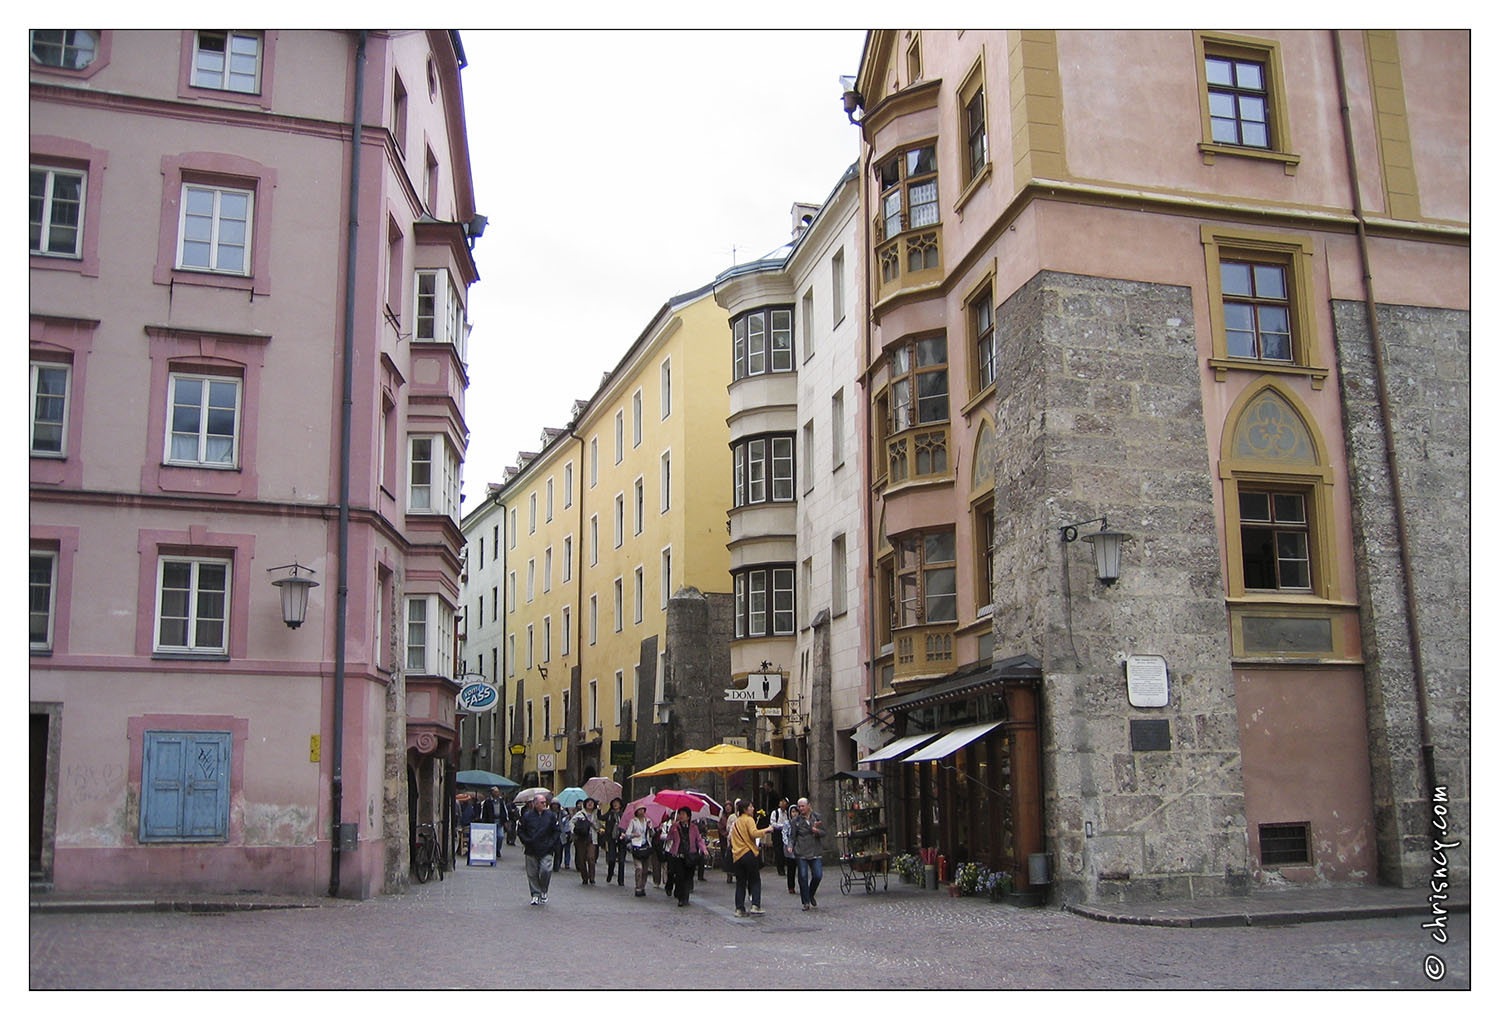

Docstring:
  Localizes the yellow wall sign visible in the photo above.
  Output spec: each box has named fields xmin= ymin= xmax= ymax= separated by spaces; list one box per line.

xmin=310 ymin=735 xmax=321 ymax=762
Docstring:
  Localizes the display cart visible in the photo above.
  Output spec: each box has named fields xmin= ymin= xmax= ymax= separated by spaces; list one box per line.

xmin=832 ymin=769 xmax=889 ymax=894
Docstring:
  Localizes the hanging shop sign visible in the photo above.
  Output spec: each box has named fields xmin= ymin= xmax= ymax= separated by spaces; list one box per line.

xmin=725 ymin=672 xmax=784 ymax=703
xmin=537 ymin=753 xmax=555 ymax=771
xmin=1125 ymin=654 xmax=1170 ymax=709
xmin=610 ymin=740 xmax=636 ymax=767
xmin=456 ymin=680 xmax=499 ymax=713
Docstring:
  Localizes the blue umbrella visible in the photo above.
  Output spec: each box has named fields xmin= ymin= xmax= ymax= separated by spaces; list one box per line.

xmin=456 ymin=770 xmax=518 ymax=789
xmin=555 ymin=786 xmax=588 ymax=808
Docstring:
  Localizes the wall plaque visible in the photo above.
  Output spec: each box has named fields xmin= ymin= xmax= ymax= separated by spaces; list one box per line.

xmin=1129 ymin=718 xmax=1171 ymax=752
xmin=1125 ymin=654 xmax=1169 ymax=708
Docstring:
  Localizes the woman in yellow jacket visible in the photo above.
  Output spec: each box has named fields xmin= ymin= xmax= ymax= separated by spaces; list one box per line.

xmin=729 ymin=799 xmax=774 ymax=917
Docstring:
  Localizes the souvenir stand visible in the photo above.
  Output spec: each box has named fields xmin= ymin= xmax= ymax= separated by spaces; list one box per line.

xmin=832 ymin=769 xmax=889 ymax=893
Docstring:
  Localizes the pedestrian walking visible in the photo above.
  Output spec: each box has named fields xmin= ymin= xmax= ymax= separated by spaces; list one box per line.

xmin=572 ymin=798 xmax=601 ymax=884
xmin=778 ymin=798 xmax=798 ymax=893
xmin=718 ymin=802 xmax=736 ymax=883
xmin=769 ymin=798 xmax=792 ymax=877
xmin=790 ymin=796 xmax=826 ymax=911
xmin=663 ymin=805 xmax=707 ymax=907
xmin=730 ymin=800 xmax=773 ymax=917
xmin=623 ymin=805 xmax=654 ymax=897
xmin=518 ymin=794 xmax=563 ymax=905
xmin=603 ymin=797 xmax=626 ymax=885
xmin=482 ymin=787 xmax=504 ymax=860
xmin=551 ymin=801 xmax=572 ymax=871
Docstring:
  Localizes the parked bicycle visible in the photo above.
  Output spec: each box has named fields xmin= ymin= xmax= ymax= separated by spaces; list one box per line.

xmin=413 ymin=822 xmax=445 ymax=884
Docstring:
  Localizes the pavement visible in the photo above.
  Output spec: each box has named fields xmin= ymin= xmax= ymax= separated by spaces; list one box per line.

xmin=31 ymin=870 xmax=1466 ymax=928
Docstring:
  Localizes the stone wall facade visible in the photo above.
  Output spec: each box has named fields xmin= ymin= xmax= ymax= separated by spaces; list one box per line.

xmin=659 ymin=589 xmax=736 ymax=795
xmin=993 ymin=271 xmax=1248 ymax=904
xmin=1332 ymin=300 xmax=1470 ymax=886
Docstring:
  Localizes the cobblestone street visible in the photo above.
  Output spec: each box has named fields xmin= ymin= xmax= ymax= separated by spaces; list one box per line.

xmin=30 ymin=851 xmax=1470 ymax=991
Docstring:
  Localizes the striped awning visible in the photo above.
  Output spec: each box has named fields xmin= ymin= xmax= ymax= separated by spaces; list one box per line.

xmin=899 ymin=721 xmax=1004 ymax=763
xmin=857 ymin=731 xmax=939 ymax=765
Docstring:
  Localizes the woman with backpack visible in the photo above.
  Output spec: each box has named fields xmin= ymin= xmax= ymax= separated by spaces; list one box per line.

xmin=570 ymin=798 xmax=601 ymax=884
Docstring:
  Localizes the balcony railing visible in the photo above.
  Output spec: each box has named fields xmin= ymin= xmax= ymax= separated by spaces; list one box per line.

xmin=886 ymin=424 xmax=951 ymax=486
xmin=874 ymin=224 xmax=943 ymax=303
xmin=892 ymin=623 xmax=956 ymax=682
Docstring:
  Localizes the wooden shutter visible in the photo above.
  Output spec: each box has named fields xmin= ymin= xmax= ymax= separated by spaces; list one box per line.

xmin=140 ymin=730 xmax=230 ymax=842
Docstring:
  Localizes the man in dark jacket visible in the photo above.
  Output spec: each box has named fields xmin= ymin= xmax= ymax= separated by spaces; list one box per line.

xmin=518 ymin=793 xmax=562 ymax=905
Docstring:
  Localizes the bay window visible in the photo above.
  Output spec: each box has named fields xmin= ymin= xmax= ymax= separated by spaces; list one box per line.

xmin=408 ymin=434 xmax=461 ymax=518
xmin=733 ymin=565 xmax=795 ymax=638
xmin=732 ymin=306 xmax=794 ymax=381
xmin=414 ymin=268 xmax=467 ymax=360
xmin=732 ymin=435 xmax=795 ymax=507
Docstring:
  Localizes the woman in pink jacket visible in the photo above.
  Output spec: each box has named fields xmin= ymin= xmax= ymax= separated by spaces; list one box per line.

xmin=663 ymin=805 xmax=708 ymax=907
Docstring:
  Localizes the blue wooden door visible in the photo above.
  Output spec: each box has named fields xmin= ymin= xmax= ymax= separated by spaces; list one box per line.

xmin=140 ymin=731 xmax=230 ymax=842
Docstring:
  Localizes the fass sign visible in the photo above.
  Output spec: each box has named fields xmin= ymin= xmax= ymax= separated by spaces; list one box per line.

xmin=457 ymin=681 xmax=499 ymax=712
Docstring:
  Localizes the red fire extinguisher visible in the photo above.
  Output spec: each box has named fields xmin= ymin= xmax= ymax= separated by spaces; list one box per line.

xmin=937 ymin=855 xmax=948 ymax=882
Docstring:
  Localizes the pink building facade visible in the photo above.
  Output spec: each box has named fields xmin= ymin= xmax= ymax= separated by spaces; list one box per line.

xmin=30 ymin=29 xmax=481 ymax=898
xmin=850 ymin=30 xmax=1467 ymax=903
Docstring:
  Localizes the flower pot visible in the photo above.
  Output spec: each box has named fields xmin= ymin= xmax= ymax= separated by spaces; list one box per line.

xmin=947 ymin=884 xmax=963 ymax=897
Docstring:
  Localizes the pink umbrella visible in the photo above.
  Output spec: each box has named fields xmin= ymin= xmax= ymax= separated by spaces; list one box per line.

xmin=617 ymin=790 xmax=716 ymax=833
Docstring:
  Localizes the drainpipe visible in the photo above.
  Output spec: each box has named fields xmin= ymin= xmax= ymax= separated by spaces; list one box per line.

xmin=1330 ymin=30 xmax=1437 ymax=799
xmin=329 ymin=29 xmax=366 ymax=898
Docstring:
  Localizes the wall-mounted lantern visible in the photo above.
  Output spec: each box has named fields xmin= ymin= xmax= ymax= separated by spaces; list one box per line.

xmin=1059 ymin=517 xmax=1131 ymax=586
xmin=267 ymin=562 xmax=319 ymax=629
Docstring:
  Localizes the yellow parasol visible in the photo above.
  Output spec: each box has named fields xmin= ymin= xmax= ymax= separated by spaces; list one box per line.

xmin=632 ymin=743 xmax=798 ymax=780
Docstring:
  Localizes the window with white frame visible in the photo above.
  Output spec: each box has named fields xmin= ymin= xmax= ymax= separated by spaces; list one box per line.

xmin=167 ymin=373 xmax=240 ymax=467
xmin=632 ymin=389 xmax=643 ymax=447
xmin=30 ymin=550 xmax=57 ymax=652
xmin=613 ymin=577 xmax=624 ymax=632
xmin=564 ymin=462 xmax=574 ymax=508
xmin=660 ymin=452 xmax=671 ymax=512
xmin=589 ymin=594 xmax=598 ymax=645
xmin=731 ymin=306 xmax=794 ymax=380
xmin=661 ymin=547 xmax=672 ymax=608
xmin=801 ymin=290 xmax=815 ymax=361
xmin=803 ymin=421 xmax=815 ymax=494
xmin=177 ymin=184 xmax=253 ymax=274
xmin=633 ymin=478 xmax=644 ymax=535
xmin=491 ymin=584 xmax=498 ymax=622
xmin=732 ymin=565 xmax=795 ymax=639
xmin=590 ymin=515 xmax=599 ymax=565
xmin=529 ymin=493 xmax=537 ymax=533
xmin=831 ymin=535 xmax=848 ymax=616
xmin=373 ymin=569 xmax=387 ymax=669
xmin=30 ymin=166 xmax=85 ymax=258
xmin=414 ymin=268 xmax=467 ymax=360
xmin=543 ymin=548 xmax=552 ymax=593
xmin=589 ymin=678 xmax=598 ymax=729
xmin=30 ymin=30 xmax=99 ymax=70
xmin=508 ymin=634 xmax=516 ymax=676
xmin=732 ymin=435 xmax=795 ymax=507
xmin=526 ymin=559 xmax=535 ymax=602
xmin=526 ymin=624 xmax=534 ymax=669
xmin=562 ymin=606 xmax=572 ymax=655
xmin=525 ymin=700 xmax=534 ymax=742
xmin=408 ymin=434 xmax=460 ymax=517
xmin=633 ymin=566 xmax=644 ymax=624
xmin=546 ymin=478 xmax=554 ymax=521
xmin=507 ymin=571 xmax=516 ymax=611
xmin=831 ymin=389 xmax=845 ymax=468
xmin=590 ymin=437 xmax=598 ymax=486
xmin=509 ymin=509 xmax=517 ymax=547
xmin=542 ymin=616 xmax=551 ymax=662
xmin=405 ymin=594 xmax=454 ymax=676
xmin=30 ymin=362 xmax=70 ymax=457
xmin=660 ymin=359 xmax=671 ymax=419
xmin=614 ymin=494 xmax=624 ymax=548
xmin=832 ymin=248 xmax=846 ymax=323
xmin=542 ymin=695 xmax=550 ymax=737
xmin=191 ymin=31 xmax=262 ymax=93
xmin=614 ymin=670 xmax=624 ymax=725
xmin=156 ymin=556 xmax=230 ymax=654
xmin=562 ymin=535 xmax=573 ymax=582
xmin=614 ymin=410 xmax=624 ymax=464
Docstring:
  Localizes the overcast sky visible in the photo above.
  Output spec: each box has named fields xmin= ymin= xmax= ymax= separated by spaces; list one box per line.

xmin=455 ymin=30 xmax=868 ymax=506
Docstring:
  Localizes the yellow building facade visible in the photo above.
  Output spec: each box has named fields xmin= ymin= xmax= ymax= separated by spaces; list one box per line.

xmin=486 ymin=285 xmax=732 ymax=788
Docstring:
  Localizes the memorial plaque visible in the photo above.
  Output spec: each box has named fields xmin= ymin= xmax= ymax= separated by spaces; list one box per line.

xmin=1125 ymin=654 xmax=1170 ymax=708
xmin=1129 ymin=718 xmax=1171 ymax=752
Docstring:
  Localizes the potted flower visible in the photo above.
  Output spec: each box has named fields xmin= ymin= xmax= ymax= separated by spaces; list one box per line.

xmin=954 ymin=861 xmax=982 ymax=896
xmin=977 ymin=868 xmax=1012 ymax=902
xmin=892 ymin=853 xmax=923 ymax=886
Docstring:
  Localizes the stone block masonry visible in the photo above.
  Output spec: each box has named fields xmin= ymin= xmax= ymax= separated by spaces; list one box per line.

xmin=993 ymin=271 xmax=1248 ymax=905
xmin=1332 ymin=300 xmax=1470 ymax=887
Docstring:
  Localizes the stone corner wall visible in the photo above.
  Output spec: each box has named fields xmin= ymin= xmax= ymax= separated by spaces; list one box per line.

xmin=997 ymin=270 xmax=1248 ymax=905
xmin=1332 ymin=299 xmax=1470 ymax=886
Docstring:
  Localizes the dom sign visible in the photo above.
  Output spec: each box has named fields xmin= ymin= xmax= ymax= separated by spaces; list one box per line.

xmin=457 ymin=681 xmax=499 ymax=713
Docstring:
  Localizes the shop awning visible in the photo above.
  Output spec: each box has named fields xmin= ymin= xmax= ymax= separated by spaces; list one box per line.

xmin=858 ymin=731 xmax=939 ymax=765
xmin=899 ymin=721 xmax=1004 ymax=763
